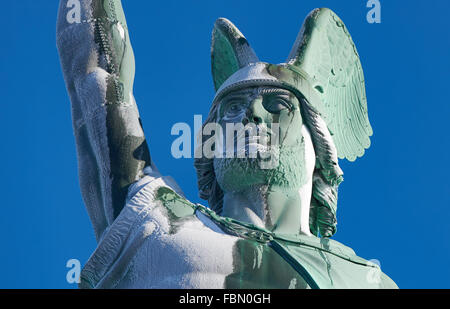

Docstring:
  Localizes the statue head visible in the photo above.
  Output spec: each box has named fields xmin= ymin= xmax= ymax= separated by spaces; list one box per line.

xmin=194 ymin=8 xmax=373 ymax=237
xmin=212 ymin=85 xmax=306 ymax=193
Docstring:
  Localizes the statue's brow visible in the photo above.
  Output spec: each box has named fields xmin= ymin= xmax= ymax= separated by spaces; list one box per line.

xmin=259 ymin=88 xmax=292 ymax=96
xmin=223 ymin=92 xmax=254 ymax=100
xmin=222 ymin=89 xmax=292 ymax=104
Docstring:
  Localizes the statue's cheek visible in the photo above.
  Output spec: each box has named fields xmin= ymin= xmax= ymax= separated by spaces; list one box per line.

xmin=276 ymin=111 xmax=302 ymax=145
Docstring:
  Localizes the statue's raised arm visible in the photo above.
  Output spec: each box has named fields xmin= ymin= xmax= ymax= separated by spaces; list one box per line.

xmin=57 ymin=0 xmax=154 ymax=240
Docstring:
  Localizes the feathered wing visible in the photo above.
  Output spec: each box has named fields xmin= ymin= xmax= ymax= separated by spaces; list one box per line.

xmin=287 ymin=8 xmax=372 ymax=161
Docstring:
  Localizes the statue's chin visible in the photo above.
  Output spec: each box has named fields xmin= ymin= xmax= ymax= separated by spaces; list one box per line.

xmin=213 ymin=156 xmax=266 ymax=192
xmin=213 ymin=144 xmax=307 ymax=193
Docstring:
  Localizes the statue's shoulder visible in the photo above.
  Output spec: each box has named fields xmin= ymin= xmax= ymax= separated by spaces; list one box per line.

xmin=154 ymin=186 xmax=197 ymax=219
xmin=126 ymin=168 xmax=197 ymax=219
xmin=272 ymin=235 xmax=399 ymax=289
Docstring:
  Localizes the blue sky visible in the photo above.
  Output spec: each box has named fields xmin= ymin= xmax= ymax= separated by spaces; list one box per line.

xmin=0 ymin=0 xmax=449 ymax=288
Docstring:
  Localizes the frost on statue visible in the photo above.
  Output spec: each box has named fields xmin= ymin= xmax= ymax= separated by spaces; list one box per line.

xmin=57 ymin=0 xmax=397 ymax=289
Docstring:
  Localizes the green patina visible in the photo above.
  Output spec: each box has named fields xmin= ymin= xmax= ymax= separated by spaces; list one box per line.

xmin=155 ymin=187 xmax=197 ymax=235
xmin=211 ymin=26 xmax=240 ymax=91
xmin=156 ymin=187 xmax=196 ymax=219
xmin=91 ymin=0 xmax=152 ymax=218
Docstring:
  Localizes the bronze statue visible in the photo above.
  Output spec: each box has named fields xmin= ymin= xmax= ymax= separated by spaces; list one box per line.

xmin=57 ymin=0 xmax=397 ymax=288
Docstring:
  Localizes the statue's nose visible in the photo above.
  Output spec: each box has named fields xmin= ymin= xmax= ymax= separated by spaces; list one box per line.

xmin=243 ymin=96 xmax=265 ymax=125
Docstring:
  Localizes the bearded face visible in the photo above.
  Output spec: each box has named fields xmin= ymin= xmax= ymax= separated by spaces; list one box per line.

xmin=212 ymin=86 xmax=308 ymax=193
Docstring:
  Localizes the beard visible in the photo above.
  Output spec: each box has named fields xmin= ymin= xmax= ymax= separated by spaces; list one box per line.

xmin=213 ymin=141 xmax=307 ymax=193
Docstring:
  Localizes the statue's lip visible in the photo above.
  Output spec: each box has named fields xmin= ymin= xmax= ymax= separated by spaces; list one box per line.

xmin=238 ymin=135 xmax=271 ymax=147
xmin=231 ymin=140 xmax=274 ymax=157
xmin=234 ymin=125 xmax=275 ymax=139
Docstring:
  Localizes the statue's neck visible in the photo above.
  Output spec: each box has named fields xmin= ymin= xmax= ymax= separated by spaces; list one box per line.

xmin=221 ymin=184 xmax=311 ymax=236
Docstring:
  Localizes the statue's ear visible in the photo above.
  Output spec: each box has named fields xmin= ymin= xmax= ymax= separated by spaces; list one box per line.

xmin=211 ymin=18 xmax=259 ymax=91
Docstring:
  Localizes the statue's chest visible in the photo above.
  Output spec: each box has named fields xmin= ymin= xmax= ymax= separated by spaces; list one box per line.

xmin=115 ymin=207 xmax=308 ymax=289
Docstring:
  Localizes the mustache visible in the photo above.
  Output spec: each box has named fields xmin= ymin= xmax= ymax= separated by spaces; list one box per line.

xmin=219 ymin=133 xmax=278 ymax=158
xmin=232 ymin=123 xmax=278 ymax=148
xmin=234 ymin=123 xmax=274 ymax=139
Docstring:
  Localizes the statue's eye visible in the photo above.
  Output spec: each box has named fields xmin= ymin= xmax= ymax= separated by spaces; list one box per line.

xmin=224 ymin=102 xmax=243 ymax=116
xmin=263 ymin=97 xmax=293 ymax=114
